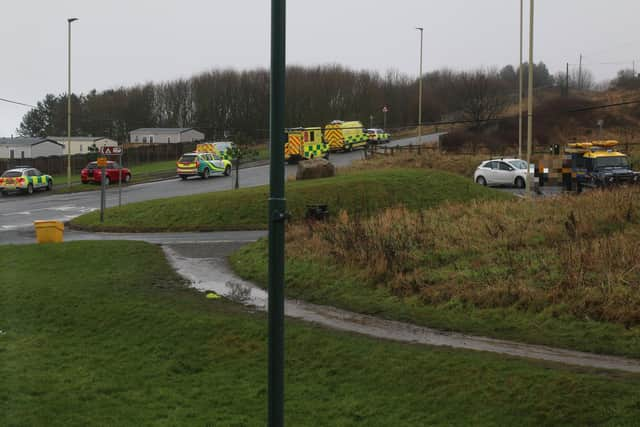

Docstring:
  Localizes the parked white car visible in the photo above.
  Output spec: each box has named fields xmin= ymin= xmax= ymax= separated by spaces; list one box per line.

xmin=474 ymin=158 xmax=530 ymax=188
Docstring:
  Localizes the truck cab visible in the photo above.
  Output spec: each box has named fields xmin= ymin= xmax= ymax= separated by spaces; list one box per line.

xmin=566 ymin=141 xmax=640 ymax=190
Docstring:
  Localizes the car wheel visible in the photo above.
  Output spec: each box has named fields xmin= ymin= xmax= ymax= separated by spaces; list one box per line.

xmin=124 ymin=174 xmax=131 ymax=183
xmin=180 ymin=175 xmax=188 ymax=180
xmin=1 ymin=191 xmax=7 ymax=197
xmin=46 ymin=180 xmax=53 ymax=191
xmin=515 ymin=177 xmax=525 ymax=189
xmin=224 ymin=165 xmax=231 ymax=176
xmin=476 ymin=176 xmax=487 ymax=186
xmin=202 ymin=168 xmax=210 ymax=179
xmin=27 ymin=184 xmax=34 ymax=194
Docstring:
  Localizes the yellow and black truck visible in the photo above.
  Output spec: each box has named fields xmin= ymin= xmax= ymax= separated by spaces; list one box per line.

xmin=285 ymin=127 xmax=329 ymax=163
xmin=538 ymin=140 xmax=640 ymax=191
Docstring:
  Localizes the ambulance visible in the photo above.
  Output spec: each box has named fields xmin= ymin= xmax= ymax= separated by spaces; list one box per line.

xmin=323 ymin=120 xmax=368 ymax=152
xmin=285 ymin=127 xmax=329 ymax=163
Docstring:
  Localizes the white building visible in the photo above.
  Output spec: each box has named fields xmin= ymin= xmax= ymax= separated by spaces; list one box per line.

xmin=0 ymin=137 xmax=65 ymax=159
xmin=48 ymin=136 xmax=118 ymax=155
xmin=129 ymin=128 xmax=205 ymax=144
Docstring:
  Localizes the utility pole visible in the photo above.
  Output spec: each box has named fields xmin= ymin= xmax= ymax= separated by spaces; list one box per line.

xmin=416 ymin=27 xmax=424 ymax=145
xmin=565 ymin=62 xmax=569 ymax=97
xmin=518 ymin=0 xmax=523 ymax=159
xmin=67 ymin=18 xmax=78 ymax=189
xmin=526 ymin=0 xmax=534 ymax=196
xmin=268 ymin=0 xmax=286 ymax=425
xmin=578 ymin=53 xmax=583 ymax=90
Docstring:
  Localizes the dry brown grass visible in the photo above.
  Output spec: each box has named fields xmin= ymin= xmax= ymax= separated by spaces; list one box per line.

xmin=286 ymin=187 xmax=640 ymax=326
xmin=346 ymin=151 xmax=487 ymax=178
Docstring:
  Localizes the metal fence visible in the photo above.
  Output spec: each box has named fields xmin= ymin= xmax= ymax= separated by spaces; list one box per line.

xmin=0 ymin=141 xmax=199 ymax=175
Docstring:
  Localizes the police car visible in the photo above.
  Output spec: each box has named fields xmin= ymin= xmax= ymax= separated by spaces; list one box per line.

xmin=0 ymin=166 xmax=53 ymax=195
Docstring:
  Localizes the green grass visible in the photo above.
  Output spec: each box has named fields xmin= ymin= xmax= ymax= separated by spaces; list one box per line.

xmin=231 ymin=238 xmax=640 ymax=359
xmin=2 ymin=241 xmax=640 ymax=426
xmin=71 ymin=168 xmax=510 ymax=232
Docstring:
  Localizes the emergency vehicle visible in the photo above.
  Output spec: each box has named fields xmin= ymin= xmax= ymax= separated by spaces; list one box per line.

xmin=211 ymin=142 xmax=234 ymax=161
xmin=324 ymin=120 xmax=369 ymax=152
xmin=285 ymin=127 xmax=329 ymax=163
xmin=0 ymin=166 xmax=53 ymax=195
xmin=176 ymin=143 xmax=232 ymax=180
xmin=537 ymin=140 xmax=640 ymax=191
xmin=564 ymin=140 xmax=640 ymax=191
xmin=366 ymin=128 xmax=391 ymax=144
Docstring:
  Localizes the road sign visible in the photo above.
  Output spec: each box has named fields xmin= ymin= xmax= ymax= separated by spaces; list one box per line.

xmin=382 ymin=106 xmax=389 ymax=113
xmin=101 ymin=146 xmax=122 ymax=155
xmin=96 ymin=157 xmax=108 ymax=168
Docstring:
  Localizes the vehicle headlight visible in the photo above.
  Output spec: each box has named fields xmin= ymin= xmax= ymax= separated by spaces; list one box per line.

xmin=634 ymin=175 xmax=640 ymax=182
xmin=608 ymin=176 xmax=615 ymax=183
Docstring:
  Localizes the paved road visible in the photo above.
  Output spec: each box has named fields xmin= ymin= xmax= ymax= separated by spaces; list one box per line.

xmin=0 ymin=143 xmax=377 ymax=232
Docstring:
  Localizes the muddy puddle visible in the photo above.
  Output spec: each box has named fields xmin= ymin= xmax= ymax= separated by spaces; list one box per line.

xmin=163 ymin=244 xmax=640 ymax=374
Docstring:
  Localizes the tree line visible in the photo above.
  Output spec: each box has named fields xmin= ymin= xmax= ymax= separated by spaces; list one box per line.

xmin=19 ymin=62 xmax=624 ymax=142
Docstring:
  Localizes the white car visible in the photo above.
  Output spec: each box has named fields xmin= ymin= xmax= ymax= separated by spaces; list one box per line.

xmin=474 ymin=158 xmax=530 ymax=188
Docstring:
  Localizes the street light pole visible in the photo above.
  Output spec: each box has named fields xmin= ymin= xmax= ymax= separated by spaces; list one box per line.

xmin=268 ymin=0 xmax=286 ymax=425
xmin=518 ymin=0 xmax=523 ymax=159
xmin=526 ymin=0 xmax=534 ymax=196
xmin=67 ymin=17 xmax=78 ymax=189
xmin=416 ymin=27 xmax=423 ymax=145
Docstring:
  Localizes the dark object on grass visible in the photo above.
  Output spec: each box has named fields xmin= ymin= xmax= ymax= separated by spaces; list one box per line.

xmin=306 ymin=204 xmax=329 ymax=221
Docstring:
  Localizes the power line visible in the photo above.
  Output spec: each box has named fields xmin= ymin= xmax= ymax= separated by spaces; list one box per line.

xmin=0 ymin=97 xmax=36 ymax=108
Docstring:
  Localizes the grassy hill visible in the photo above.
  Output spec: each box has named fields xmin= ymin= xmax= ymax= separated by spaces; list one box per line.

xmin=71 ymin=168 xmax=509 ymax=232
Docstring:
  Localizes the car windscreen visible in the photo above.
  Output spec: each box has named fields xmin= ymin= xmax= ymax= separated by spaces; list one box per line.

xmin=508 ymin=160 xmax=527 ymax=170
xmin=179 ymin=154 xmax=197 ymax=163
xmin=1 ymin=171 xmax=22 ymax=177
xmin=594 ymin=156 xmax=629 ymax=169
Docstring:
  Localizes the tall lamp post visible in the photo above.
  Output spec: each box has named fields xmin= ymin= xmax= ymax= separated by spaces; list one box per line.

xmin=526 ymin=0 xmax=534 ymax=196
xmin=518 ymin=0 xmax=523 ymax=159
xmin=268 ymin=0 xmax=286 ymax=425
xmin=67 ymin=17 xmax=78 ymax=189
xmin=416 ymin=26 xmax=423 ymax=145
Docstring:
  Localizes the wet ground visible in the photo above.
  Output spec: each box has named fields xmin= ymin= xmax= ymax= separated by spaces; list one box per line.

xmin=165 ymin=241 xmax=640 ymax=374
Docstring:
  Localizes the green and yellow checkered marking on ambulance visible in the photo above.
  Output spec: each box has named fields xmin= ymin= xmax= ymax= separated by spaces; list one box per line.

xmin=303 ymin=143 xmax=326 ymax=158
xmin=28 ymin=175 xmax=48 ymax=186
xmin=324 ymin=120 xmax=368 ymax=151
xmin=286 ymin=127 xmax=327 ymax=160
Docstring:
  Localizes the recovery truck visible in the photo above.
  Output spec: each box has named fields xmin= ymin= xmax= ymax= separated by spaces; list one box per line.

xmin=538 ymin=140 xmax=640 ymax=191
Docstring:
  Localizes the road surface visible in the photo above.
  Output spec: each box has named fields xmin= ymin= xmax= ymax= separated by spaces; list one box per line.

xmin=0 ymin=143 xmax=374 ymax=232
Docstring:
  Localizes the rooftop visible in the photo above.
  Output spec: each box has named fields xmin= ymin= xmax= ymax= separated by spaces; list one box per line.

xmin=48 ymin=136 xmax=111 ymax=142
xmin=129 ymin=128 xmax=198 ymax=134
xmin=0 ymin=137 xmax=63 ymax=147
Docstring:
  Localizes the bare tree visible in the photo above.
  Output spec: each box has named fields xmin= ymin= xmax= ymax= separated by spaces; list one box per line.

xmin=455 ymin=70 xmax=510 ymax=129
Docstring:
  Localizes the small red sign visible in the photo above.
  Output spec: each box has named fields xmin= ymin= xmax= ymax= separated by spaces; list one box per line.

xmin=100 ymin=146 xmax=122 ymax=155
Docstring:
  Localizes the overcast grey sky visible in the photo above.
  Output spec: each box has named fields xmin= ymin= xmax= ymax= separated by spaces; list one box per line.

xmin=1 ymin=0 xmax=639 ymax=136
